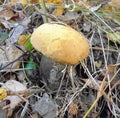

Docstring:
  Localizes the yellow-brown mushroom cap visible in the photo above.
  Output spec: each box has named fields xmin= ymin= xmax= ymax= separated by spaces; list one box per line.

xmin=30 ymin=23 xmax=89 ymax=65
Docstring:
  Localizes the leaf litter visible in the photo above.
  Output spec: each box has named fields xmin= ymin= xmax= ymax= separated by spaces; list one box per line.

xmin=0 ymin=0 xmax=120 ymax=118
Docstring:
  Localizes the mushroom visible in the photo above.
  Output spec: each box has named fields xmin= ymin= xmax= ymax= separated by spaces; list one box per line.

xmin=30 ymin=23 xmax=89 ymax=91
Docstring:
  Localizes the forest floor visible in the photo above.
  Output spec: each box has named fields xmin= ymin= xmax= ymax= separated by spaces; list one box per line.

xmin=0 ymin=0 xmax=120 ymax=118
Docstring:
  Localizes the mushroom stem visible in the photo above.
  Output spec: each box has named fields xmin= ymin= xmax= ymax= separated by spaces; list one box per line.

xmin=69 ymin=66 xmax=76 ymax=92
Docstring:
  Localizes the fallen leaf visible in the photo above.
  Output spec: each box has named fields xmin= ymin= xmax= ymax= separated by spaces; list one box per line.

xmin=0 ymin=9 xmax=18 ymax=21
xmin=27 ymin=113 xmax=39 ymax=118
xmin=52 ymin=7 xmax=64 ymax=16
xmin=108 ymin=65 xmax=117 ymax=73
xmin=68 ymin=102 xmax=78 ymax=115
xmin=0 ymin=0 xmax=2 ymax=4
xmin=11 ymin=0 xmax=27 ymax=6
xmin=0 ymin=88 xmax=7 ymax=100
xmin=101 ymin=0 xmax=120 ymax=22
xmin=0 ymin=43 xmax=24 ymax=70
xmin=18 ymin=34 xmax=33 ymax=50
xmin=51 ymin=2 xmax=64 ymax=16
xmin=0 ymin=20 xmax=15 ymax=29
xmin=39 ymin=0 xmax=64 ymax=16
xmin=34 ymin=93 xmax=58 ymax=118
xmin=2 ymin=80 xmax=27 ymax=109
xmin=30 ymin=0 xmax=39 ymax=3
xmin=9 ymin=25 xmax=26 ymax=43
xmin=45 ymin=0 xmax=62 ymax=4
xmin=9 ymin=16 xmax=31 ymax=43
xmin=110 ymin=0 xmax=120 ymax=10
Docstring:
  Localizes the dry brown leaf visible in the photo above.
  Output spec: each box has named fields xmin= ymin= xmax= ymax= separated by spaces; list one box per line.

xmin=0 ymin=0 xmax=2 ymax=4
xmin=68 ymin=102 xmax=78 ymax=115
xmin=110 ymin=0 xmax=120 ymax=10
xmin=52 ymin=7 xmax=64 ymax=16
xmin=18 ymin=34 xmax=31 ymax=46
xmin=34 ymin=93 xmax=58 ymax=118
xmin=100 ymin=0 xmax=120 ymax=22
xmin=9 ymin=25 xmax=26 ymax=43
xmin=30 ymin=0 xmax=39 ymax=3
xmin=27 ymin=113 xmax=39 ymax=118
xmin=108 ymin=65 xmax=117 ymax=73
xmin=39 ymin=0 xmax=64 ymax=16
xmin=47 ymin=0 xmax=64 ymax=16
xmin=11 ymin=0 xmax=27 ymax=6
xmin=103 ymin=0 xmax=120 ymax=12
xmin=0 ymin=88 xmax=7 ymax=100
xmin=0 ymin=43 xmax=24 ymax=70
xmin=0 ymin=9 xmax=18 ymax=21
xmin=45 ymin=0 xmax=62 ymax=4
xmin=2 ymin=80 xmax=27 ymax=117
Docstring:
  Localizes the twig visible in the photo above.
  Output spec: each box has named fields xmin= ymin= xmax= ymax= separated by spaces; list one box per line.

xmin=56 ymin=65 xmax=67 ymax=98
xmin=69 ymin=66 xmax=76 ymax=92
xmin=40 ymin=0 xmax=48 ymax=22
